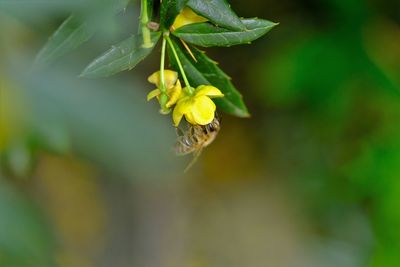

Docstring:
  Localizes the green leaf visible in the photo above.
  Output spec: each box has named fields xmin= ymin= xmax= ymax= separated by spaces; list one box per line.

xmin=160 ymin=0 xmax=187 ymax=30
xmin=34 ymin=15 xmax=96 ymax=66
xmin=173 ymin=18 xmax=277 ymax=47
xmin=80 ymin=32 xmax=161 ymax=78
xmin=186 ymin=0 xmax=245 ymax=31
xmin=168 ymin=37 xmax=249 ymax=117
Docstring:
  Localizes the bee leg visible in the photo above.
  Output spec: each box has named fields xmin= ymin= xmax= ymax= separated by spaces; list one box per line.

xmin=190 ymin=126 xmax=195 ymax=136
xmin=175 ymin=127 xmax=184 ymax=137
xmin=214 ymin=112 xmax=222 ymax=123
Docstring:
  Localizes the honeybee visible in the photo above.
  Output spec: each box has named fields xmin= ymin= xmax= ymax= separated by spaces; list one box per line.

xmin=175 ymin=114 xmax=221 ymax=171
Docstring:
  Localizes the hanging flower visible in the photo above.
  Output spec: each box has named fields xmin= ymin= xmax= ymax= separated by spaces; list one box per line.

xmin=173 ymin=85 xmax=224 ymax=126
xmin=147 ymin=70 xmax=182 ymax=108
xmin=172 ymin=7 xmax=208 ymax=30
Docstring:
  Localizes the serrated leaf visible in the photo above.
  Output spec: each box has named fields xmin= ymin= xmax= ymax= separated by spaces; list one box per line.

xmin=34 ymin=15 xmax=96 ymax=66
xmin=173 ymin=18 xmax=277 ymax=47
xmin=81 ymin=32 xmax=160 ymax=78
xmin=168 ymin=37 xmax=249 ymax=117
xmin=160 ymin=0 xmax=187 ymax=29
xmin=186 ymin=0 xmax=245 ymax=31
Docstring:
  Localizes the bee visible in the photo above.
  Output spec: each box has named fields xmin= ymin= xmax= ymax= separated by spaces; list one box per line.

xmin=175 ymin=114 xmax=221 ymax=172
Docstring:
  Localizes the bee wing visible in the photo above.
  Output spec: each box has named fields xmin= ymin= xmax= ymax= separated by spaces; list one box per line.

xmin=175 ymin=136 xmax=196 ymax=156
xmin=184 ymin=147 xmax=203 ymax=173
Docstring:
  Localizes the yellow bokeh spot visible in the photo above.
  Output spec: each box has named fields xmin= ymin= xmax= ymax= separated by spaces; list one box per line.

xmin=0 ymin=75 xmax=27 ymax=151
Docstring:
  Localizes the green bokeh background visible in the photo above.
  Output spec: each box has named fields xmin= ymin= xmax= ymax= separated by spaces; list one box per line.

xmin=1 ymin=0 xmax=400 ymax=266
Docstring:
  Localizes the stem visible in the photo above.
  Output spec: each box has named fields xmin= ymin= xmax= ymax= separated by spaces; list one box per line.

xmin=159 ymin=37 xmax=168 ymax=109
xmin=165 ymin=35 xmax=193 ymax=94
xmin=140 ymin=0 xmax=152 ymax=48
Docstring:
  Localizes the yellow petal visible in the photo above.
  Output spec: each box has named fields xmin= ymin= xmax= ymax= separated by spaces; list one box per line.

xmin=190 ymin=96 xmax=216 ymax=125
xmin=147 ymin=71 xmax=160 ymax=85
xmin=164 ymin=70 xmax=179 ymax=89
xmin=166 ymin=80 xmax=182 ymax=108
xmin=195 ymin=85 xmax=224 ymax=98
xmin=147 ymin=89 xmax=161 ymax=101
xmin=173 ymin=96 xmax=196 ymax=125
xmin=176 ymin=97 xmax=194 ymax=113
xmin=172 ymin=106 xmax=184 ymax=126
xmin=172 ymin=7 xmax=208 ymax=30
xmin=184 ymin=111 xmax=197 ymax=125
xmin=147 ymin=70 xmax=178 ymax=89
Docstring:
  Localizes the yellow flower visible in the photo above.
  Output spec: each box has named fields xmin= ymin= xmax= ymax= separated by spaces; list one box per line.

xmin=147 ymin=70 xmax=182 ymax=108
xmin=148 ymin=69 xmax=178 ymax=89
xmin=172 ymin=7 xmax=208 ymax=30
xmin=173 ymin=85 xmax=224 ymax=126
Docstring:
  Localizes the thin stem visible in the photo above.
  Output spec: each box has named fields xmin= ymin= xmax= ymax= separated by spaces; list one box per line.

xmin=165 ymin=35 xmax=193 ymax=94
xmin=160 ymin=37 xmax=167 ymax=93
xmin=159 ymin=37 xmax=168 ymax=109
xmin=140 ymin=0 xmax=152 ymax=48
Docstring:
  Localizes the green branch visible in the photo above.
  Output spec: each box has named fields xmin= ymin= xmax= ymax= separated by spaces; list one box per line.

xmin=140 ymin=0 xmax=152 ymax=48
xmin=159 ymin=37 xmax=168 ymax=111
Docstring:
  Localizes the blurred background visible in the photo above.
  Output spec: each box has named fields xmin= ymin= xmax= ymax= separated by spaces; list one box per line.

xmin=1 ymin=0 xmax=400 ymax=266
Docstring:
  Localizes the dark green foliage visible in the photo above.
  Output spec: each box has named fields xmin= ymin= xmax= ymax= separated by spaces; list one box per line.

xmin=167 ymin=37 xmax=249 ymax=117
xmin=160 ymin=0 xmax=187 ymax=29
xmin=173 ymin=18 xmax=277 ymax=47
xmin=186 ymin=0 xmax=245 ymax=31
xmin=81 ymin=32 xmax=161 ymax=78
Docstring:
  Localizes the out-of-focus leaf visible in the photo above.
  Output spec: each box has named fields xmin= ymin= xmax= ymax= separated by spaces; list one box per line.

xmin=0 ymin=0 xmax=84 ymax=12
xmin=34 ymin=15 xmax=96 ymax=66
xmin=4 ymin=142 xmax=32 ymax=178
xmin=186 ymin=0 xmax=245 ymax=31
xmin=173 ymin=18 xmax=277 ymax=47
xmin=92 ymin=0 xmax=131 ymax=14
xmin=0 ymin=179 xmax=55 ymax=267
xmin=80 ymin=32 xmax=160 ymax=78
xmin=20 ymin=66 xmax=180 ymax=178
xmin=168 ymin=37 xmax=249 ymax=117
xmin=160 ymin=0 xmax=187 ymax=29
xmin=34 ymin=0 xmax=131 ymax=66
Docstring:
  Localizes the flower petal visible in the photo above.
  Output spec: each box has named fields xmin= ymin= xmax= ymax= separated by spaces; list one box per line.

xmin=147 ymin=89 xmax=161 ymax=101
xmin=147 ymin=71 xmax=160 ymax=86
xmin=190 ymin=96 xmax=216 ymax=125
xmin=195 ymin=85 xmax=224 ymax=98
xmin=164 ymin=70 xmax=179 ymax=89
xmin=173 ymin=97 xmax=193 ymax=126
xmin=172 ymin=105 xmax=184 ymax=126
xmin=147 ymin=70 xmax=178 ymax=89
xmin=172 ymin=7 xmax=208 ymax=30
xmin=176 ymin=97 xmax=194 ymax=113
xmin=166 ymin=80 xmax=182 ymax=108
xmin=184 ymin=112 xmax=197 ymax=125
